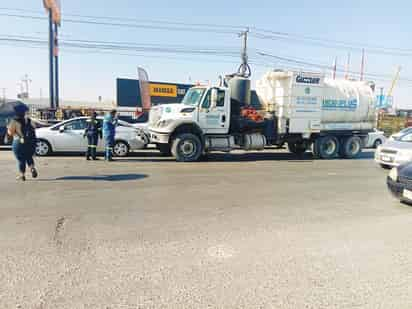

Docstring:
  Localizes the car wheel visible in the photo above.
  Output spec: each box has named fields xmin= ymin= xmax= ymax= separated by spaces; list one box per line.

xmin=35 ymin=139 xmax=52 ymax=156
xmin=317 ymin=136 xmax=339 ymax=159
xmin=171 ymin=133 xmax=202 ymax=162
xmin=373 ymin=139 xmax=383 ymax=148
xmin=113 ymin=141 xmax=129 ymax=157
xmin=339 ymin=136 xmax=362 ymax=159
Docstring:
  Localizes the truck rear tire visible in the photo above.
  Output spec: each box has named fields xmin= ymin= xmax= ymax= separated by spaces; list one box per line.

xmin=317 ymin=136 xmax=339 ymax=159
xmin=288 ymin=142 xmax=307 ymax=155
xmin=171 ymin=133 xmax=203 ymax=162
xmin=339 ymin=136 xmax=362 ymax=159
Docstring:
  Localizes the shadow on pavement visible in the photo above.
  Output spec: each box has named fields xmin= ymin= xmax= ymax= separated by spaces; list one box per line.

xmin=123 ymin=150 xmax=375 ymax=163
xmin=46 ymin=174 xmax=148 ymax=182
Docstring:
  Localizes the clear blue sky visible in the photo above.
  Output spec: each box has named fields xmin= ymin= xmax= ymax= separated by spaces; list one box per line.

xmin=0 ymin=0 xmax=411 ymax=108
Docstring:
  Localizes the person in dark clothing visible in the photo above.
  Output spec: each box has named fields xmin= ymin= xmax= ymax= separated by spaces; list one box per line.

xmin=7 ymin=105 xmax=38 ymax=181
xmin=84 ymin=112 xmax=102 ymax=160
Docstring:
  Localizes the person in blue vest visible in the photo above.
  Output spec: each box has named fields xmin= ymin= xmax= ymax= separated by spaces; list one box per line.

xmin=103 ymin=109 xmax=118 ymax=161
xmin=84 ymin=112 xmax=102 ymax=160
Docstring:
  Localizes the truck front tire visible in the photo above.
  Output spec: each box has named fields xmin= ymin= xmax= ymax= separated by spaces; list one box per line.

xmin=339 ymin=136 xmax=362 ymax=159
xmin=171 ymin=133 xmax=203 ymax=162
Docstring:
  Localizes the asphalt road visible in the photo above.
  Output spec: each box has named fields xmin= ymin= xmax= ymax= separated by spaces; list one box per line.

xmin=1 ymin=148 xmax=411 ymax=309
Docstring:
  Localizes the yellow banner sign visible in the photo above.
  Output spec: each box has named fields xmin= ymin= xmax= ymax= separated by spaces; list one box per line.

xmin=149 ymin=84 xmax=177 ymax=97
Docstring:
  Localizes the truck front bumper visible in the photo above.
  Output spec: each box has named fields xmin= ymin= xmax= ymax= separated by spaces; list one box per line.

xmin=149 ymin=130 xmax=170 ymax=144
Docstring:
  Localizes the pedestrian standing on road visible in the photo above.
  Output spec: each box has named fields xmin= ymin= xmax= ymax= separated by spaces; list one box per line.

xmin=103 ymin=109 xmax=118 ymax=161
xmin=7 ymin=105 xmax=38 ymax=181
xmin=84 ymin=112 xmax=102 ymax=160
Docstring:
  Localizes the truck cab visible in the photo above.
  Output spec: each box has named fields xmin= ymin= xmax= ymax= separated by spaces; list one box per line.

xmin=149 ymin=86 xmax=233 ymax=161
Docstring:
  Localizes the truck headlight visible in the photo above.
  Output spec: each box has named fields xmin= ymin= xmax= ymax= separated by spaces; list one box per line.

xmin=157 ymin=119 xmax=173 ymax=128
xmin=389 ymin=167 xmax=398 ymax=181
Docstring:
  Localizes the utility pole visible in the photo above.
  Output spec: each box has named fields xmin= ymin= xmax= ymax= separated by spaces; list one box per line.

xmin=21 ymin=74 xmax=32 ymax=98
xmin=360 ymin=49 xmax=365 ymax=81
xmin=238 ymin=28 xmax=251 ymax=78
xmin=54 ymin=22 xmax=59 ymax=109
xmin=48 ymin=8 xmax=55 ymax=109
xmin=345 ymin=53 xmax=351 ymax=80
xmin=332 ymin=57 xmax=337 ymax=80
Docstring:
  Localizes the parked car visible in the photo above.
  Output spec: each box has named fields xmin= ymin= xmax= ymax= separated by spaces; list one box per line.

xmin=389 ymin=127 xmax=412 ymax=141
xmin=35 ymin=117 xmax=147 ymax=157
xmin=365 ymin=129 xmax=386 ymax=148
xmin=375 ymin=132 xmax=412 ymax=168
xmin=387 ymin=161 xmax=412 ymax=204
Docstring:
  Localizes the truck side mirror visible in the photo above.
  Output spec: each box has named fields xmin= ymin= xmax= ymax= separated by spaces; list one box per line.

xmin=59 ymin=126 xmax=65 ymax=133
xmin=211 ymin=88 xmax=218 ymax=109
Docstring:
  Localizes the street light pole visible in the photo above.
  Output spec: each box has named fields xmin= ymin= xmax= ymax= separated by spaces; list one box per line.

xmin=48 ymin=8 xmax=55 ymax=109
xmin=54 ymin=22 xmax=59 ymax=109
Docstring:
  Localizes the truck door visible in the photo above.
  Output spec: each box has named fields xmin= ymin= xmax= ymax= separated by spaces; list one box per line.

xmin=198 ymin=88 xmax=229 ymax=134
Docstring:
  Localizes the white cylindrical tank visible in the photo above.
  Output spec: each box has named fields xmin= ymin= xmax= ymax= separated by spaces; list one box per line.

xmin=256 ymin=71 xmax=376 ymax=132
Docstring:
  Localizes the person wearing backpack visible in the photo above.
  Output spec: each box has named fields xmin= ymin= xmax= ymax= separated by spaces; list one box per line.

xmin=7 ymin=105 xmax=38 ymax=181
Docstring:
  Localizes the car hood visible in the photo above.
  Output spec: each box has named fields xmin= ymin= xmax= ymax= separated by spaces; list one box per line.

xmin=381 ymin=139 xmax=412 ymax=150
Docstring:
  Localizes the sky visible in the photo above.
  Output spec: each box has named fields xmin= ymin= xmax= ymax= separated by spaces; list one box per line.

xmin=0 ymin=0 xmax=411 ymax=108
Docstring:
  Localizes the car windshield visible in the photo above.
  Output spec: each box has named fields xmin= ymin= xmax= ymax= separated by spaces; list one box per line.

xmin=399 ymin=133 xmax=412 ymax=142
xmin=181 ymin=88 xmax=206 ymax=106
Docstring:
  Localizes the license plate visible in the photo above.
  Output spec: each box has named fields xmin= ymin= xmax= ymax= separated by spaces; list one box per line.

xmin=403 ymin=189 xmax=412 ymax=200
xmin=381 ymin=155 xmax=392 ymax=162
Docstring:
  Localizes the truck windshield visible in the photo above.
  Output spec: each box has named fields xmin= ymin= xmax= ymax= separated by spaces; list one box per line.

xmin=181 ymin=88 xmax=206 ymax=106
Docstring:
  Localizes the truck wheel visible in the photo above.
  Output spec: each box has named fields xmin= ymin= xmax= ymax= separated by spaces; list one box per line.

xmin=288 ymin=142 xmax=307 ymax=155
xmin=171 ymin=133 xmax=202 ymax=162
xmin=157 ymin=144 xmax=172 ymax=156
xmin=318 ymin=136 xmax=339 ymax=159
xmin=339 ymin=136 xmax=362 ymax=159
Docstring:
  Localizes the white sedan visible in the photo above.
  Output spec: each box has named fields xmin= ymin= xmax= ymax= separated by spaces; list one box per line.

xmin=35 ymin=117 xmax=147 ymax=157
xmin=375 ymin=132 xmax=412 ymax=168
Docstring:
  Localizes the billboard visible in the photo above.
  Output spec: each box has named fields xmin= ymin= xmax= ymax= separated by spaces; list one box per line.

xmin=117 ymin=79 xmax=193 ymax=108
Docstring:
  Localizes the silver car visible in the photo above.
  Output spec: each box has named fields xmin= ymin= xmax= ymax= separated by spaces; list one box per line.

xmin=35 ymin=117 xmax=148 ymax=157
xmin=375 ymin=132 xmax=412 ymax=168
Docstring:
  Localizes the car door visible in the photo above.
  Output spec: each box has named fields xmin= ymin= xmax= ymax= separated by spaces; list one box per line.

xmin=53 ymin=119 xmax=87 ymax=151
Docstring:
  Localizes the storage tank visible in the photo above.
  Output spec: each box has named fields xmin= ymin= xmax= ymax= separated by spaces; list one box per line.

xmin=256 ymin=71 xmax=376 ymax=133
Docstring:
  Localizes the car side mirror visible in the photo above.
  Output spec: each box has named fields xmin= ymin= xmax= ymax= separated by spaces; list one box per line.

xmin=59 ymin=126 xmax=65 ymax=133
xmin=210 ymin=88 xmax=218 ymax=109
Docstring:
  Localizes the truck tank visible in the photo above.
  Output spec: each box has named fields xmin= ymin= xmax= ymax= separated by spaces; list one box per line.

xmin=256 ymin=71 xmax=376 ymax=133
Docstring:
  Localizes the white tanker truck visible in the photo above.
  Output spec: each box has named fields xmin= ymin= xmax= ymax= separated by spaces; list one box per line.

xmin=148 ymin=70 xmax=376 ymax=162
